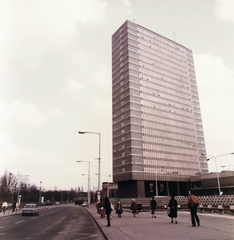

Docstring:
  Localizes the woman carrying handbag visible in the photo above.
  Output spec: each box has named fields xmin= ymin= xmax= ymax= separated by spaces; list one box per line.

xmin=168 ymin=195 xmax=178 ymax=224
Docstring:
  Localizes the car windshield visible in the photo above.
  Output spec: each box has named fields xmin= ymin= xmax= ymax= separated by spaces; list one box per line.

xmin=25 ymin=204 xmax=35 ymax=208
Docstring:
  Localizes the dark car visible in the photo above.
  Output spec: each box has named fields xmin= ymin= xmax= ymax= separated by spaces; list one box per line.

xmin=45 ymin=200 xmax=52 ymax=205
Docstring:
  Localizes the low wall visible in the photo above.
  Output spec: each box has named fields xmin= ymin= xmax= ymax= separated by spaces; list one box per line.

xmin=110 ymin=195 xmax=234 ymax=207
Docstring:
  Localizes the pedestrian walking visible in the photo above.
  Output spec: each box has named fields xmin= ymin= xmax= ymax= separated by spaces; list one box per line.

xmin=104 ymin=197 xmax=112 ymax=227
xmin=116 ymin=199 xmax=123 ymax=217
xmin=100 ymin=199 xmax=105 ymax=219
xmin=130 ymin=199 xmax=137 ymax=217
xmin=168 ymin=194 xmax=178 ymax=224
xmin=187 ymin=191 xmax=200 ymax=227
xmin=0 ymin=201 xmax=3 ymax=212
xmin=150 ymin=196 xmax=157 ymax=218
xmin=2 ymin=201 xmax=7 ymax=213
xmin=12 ymin=201 xmax=16 ymax=212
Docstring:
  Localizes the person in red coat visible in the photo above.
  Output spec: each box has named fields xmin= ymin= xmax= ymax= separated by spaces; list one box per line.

xmin=130 ymin=199 xmax=137 ymax=217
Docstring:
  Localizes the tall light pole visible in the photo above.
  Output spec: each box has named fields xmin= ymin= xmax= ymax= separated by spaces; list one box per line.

xmin=77 ymin=160 xmax=90 ymax=206
xmin=78 ymin=131 xmax=101 ymax=191
xmin=39 ymin=181 xmax=42 ymax=205
xmin=202 ymin=152 xmax=234 ymax=195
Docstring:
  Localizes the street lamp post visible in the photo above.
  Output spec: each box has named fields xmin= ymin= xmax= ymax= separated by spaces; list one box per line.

xmin=78 ymin=131 xmax=101 ymax=191
xmin=202 ymin=152 xmax=234 ymax=195
xmin=77 ymin=160 xmax=90 ymax=206
xmin=155 ymin=170 xmax=158 ymax=197
xmin=39 ymin=181 xmax=42 ymax=205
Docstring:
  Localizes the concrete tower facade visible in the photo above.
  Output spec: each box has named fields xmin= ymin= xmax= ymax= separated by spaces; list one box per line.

xmin=112 ymin=20 xmax=208 ymax=198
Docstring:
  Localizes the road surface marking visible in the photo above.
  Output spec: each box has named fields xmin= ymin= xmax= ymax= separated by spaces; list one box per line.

xmin=15 ymin=220 xmax=24 ymax=224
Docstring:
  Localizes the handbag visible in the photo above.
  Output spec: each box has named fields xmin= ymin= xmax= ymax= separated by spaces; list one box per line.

xmin=111 ymin=203 xmax=114 ymax=211
xmin=167 ymin=207 xmax=170 ymax=215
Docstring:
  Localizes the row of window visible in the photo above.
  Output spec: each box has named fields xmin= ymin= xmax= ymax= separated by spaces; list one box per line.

xmin=141 ymin=105 xmax=194 ymax=123
xmin=138 ymin=53 xmax=188 ymax=77
xmin=142 ymin=129 xmax=197 ymax=143
xmin=137 ymin=27 xmax=187 ymax=56
xmin=139 ymin=62 xmax=189 ymax=84
xmin=138 ymin=38 xmax=186 ymax=63
xmin=141 ymin=100 xmax=193 ymax=117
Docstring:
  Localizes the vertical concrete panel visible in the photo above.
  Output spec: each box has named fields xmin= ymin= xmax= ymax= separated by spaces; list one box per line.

xmin=137 ymin=180 xmax=145 ymax=197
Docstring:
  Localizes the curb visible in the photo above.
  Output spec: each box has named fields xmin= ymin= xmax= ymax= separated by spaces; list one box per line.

xmin=85 ymin=207 xmax=109 ymax=240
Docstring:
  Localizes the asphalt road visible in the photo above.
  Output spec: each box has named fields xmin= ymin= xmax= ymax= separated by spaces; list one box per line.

xmin=0 ymin=203 xmax=106 ymax=240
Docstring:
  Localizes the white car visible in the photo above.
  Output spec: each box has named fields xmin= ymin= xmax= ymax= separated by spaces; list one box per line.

xmin=22 ymin=204 xmax=39 ymax=216
xmin=82 ymin=202 xmax=88 ymax=207
xmin=55 ymin=202 xmax=60 ymax=205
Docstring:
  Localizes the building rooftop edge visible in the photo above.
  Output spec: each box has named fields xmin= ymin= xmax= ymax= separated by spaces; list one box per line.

xmin=112 ymin=20 xmax=192 ymax=51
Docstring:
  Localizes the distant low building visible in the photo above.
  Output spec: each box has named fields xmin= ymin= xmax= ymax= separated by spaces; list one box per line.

xmin=190 ymin=170 xmax=234 ymax=196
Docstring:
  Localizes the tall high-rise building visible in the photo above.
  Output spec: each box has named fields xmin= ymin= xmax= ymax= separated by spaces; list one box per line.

xmin=112 ymin=20 xmax=208 ymax=198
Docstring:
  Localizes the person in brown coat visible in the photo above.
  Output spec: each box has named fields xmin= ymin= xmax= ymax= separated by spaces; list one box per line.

xmin=130 ymin=199 xmax=137 ymax=217
xmin=187 ymin=191 xmax=200 ymax=227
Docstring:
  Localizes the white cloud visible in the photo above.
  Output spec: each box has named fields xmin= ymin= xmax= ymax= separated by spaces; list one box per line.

xmin=50 ymin=108 xmax=62 ymax=117
xmin=0 ymin=0 xmax=108 ymax=70
xmin=92 ymin=97 xmax=111 ymax=112
xmin=122 ymin=0 xmax=132 ymax=14
xmin=194 ymin=54 xmax=234 ymax=166
xmin=194 ymin=54 xmax=233 ymax=100
xmin=213 ymin=0 xmax=234 ymax=22
xmin=75 ymin=0 xmax=108 ymax=24
xmin=93 ymin=63 xmax=111 ymax=87
xmin=0 ymin=100 xmax=47 ymax=127
xmin=60 ymin=78 xmax=83 ymax=93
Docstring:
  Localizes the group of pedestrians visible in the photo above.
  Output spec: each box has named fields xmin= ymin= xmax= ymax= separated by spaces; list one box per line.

xmin=167 ymin=192 xmax=200 ymax=227
xmin=130 ymin=191 xmax=200 ymax=227
xmin=96 ymin=191 xmax=200 ymax=228
xmin=0 ymin=201 xmax=17 ymax=214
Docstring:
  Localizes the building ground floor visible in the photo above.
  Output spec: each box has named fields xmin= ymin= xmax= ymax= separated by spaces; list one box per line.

xmin=107 ymin=171 xmax=234 ymax=198
xmin=116 ymin=180 xmax=189 ymax=198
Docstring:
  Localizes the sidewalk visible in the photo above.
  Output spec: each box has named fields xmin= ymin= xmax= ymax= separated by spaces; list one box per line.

xmin=86 ymin=204 xmax=234 ymax=240
xmin=0 ymin=208 xmax=22 ymax=217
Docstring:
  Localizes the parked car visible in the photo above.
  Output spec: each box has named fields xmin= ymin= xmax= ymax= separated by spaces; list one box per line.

xmin=55 ymin=202 xmax=60 ymax=205
xmin=45 ymin=200 xmax=52 ymax=205
xmin=82 ymin=202 xmax=88 ymax=207
xmin=22 ymin=204 xmax=39 ymax=216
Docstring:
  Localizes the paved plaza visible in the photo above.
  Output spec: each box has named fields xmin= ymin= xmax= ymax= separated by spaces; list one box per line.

xmin=86 ymin=204 xmax=234 ymax=240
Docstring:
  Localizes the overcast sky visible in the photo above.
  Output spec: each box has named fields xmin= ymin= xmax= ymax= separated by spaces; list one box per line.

xmin=0 ymin=0 xmax=233 ymax=191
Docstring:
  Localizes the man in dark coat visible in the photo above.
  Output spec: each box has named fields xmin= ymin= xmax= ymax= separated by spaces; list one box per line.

xmin=116 ymin=199 xmax=123 ymax=217
xmin=12 ymin=202 xmax=16 ymax=212
xmin=150 ymin=197 xmax=157 ymax=218
xmin=104 ymin=197 xmax=112 ymax=227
